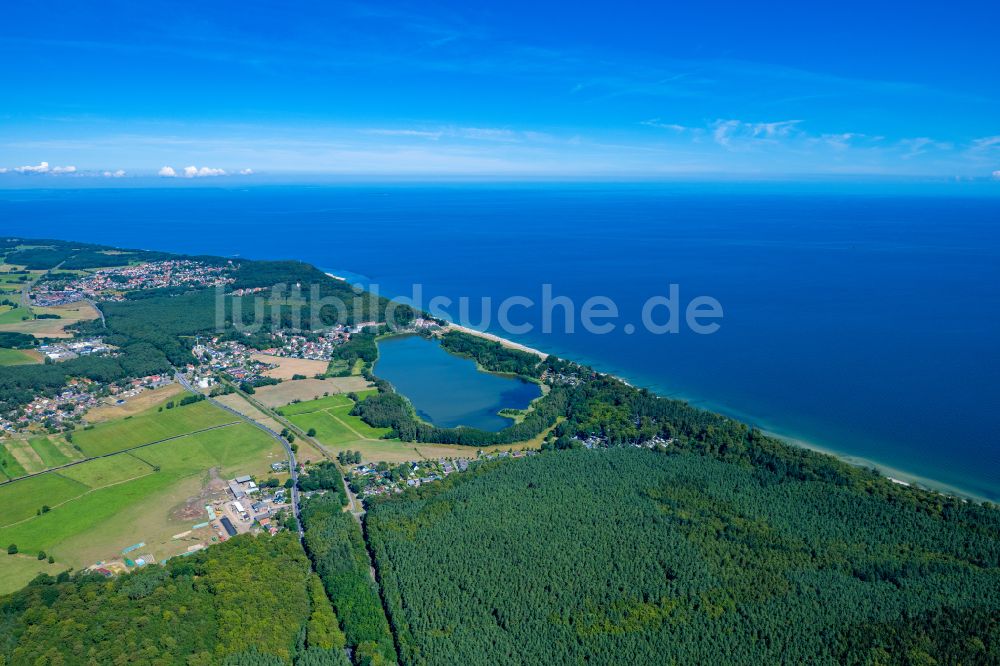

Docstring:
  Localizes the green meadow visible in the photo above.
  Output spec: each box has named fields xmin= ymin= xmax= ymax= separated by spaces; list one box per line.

xmin=278 ymin=393 xmax=355 ymax=416
xmin=280 ymin=392 xmax=390 ymax=446
xmin=0 ymin=443 xmax=27 ymax=481
xmin=0 ymin=307 xmax=29 ymax=324
xmin=0 ymin=555 xmax=68 ymax=596
xmin=0 ymin=348 xmax=38 ymax=366
xmin=73 ymin=399 xmax=236 ymax=456
xmin=27 ymin=435 xmax=76 ymax=468
xmin=0 ymin=421 xmax=281 ymax=591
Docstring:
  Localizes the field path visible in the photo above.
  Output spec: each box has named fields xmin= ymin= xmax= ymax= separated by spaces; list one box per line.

xmin=326 ymin=410 xmax=370 ymax=441
xmin=0 ymin=421 xmax=239 ymax=487
xmin=0 ymin=470 xmax=156 ymax=529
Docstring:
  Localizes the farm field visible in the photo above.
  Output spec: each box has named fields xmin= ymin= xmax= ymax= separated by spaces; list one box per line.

xmin=252 ymin=376 xmax=373 ymax=407
xmin=3 ymin=438 xmax=45 ymax=474
xmin=251 ymin=353 xmax=328 ymax=379
xmin=0 ymin=472 xmax=91 ymax=525
xmin=278 ymin=393 xmax=350 ymax=415
xmin=213 ymin=391 xmax=327 ymax=462
xmin=0 ymin=301 xmax=100 ymax=338
xmin=0 ymin=421 xmax=283 ymax=592
xmin=0 ymin=443 xmax=28 ymax=480
xmin=86 ymin=382 xmax=184 ymax=422
xmin=26 ymin=435 xmax=74 ymax=468
xmin=73 ymin=398 xmax=237 ymax=456
xmin=0 ymin=347 xmax=41 ymax=366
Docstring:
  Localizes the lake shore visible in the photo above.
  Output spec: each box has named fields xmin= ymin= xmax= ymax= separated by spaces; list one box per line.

xmin=323 ymin=271 xmax=991 ymax=504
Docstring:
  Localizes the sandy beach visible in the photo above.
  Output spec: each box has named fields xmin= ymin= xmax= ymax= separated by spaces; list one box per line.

xmin=319 ymin=270 xmax=989 ymax=503
xmin=442 ymin=322 xmax=548 ymax=359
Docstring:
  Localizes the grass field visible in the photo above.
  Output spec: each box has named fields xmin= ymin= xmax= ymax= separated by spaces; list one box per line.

xmin=278 ymin=393 xmax=355 ymax=416
xmin=0 ymin=555 xmax=68 ymax=596
xmin=4 ymin=439 xmax=45 ymax=474
xmin=0 ymin=443 xmax=28 ymax=480
xmin=73 ymin=399 xmax=236 ymax=456
xmin=27 ymin=435 xmax=75 ymax=468
xmin=0 ymin=421 xmax=283 ymax=591
xmin=0 ymin=473 xmax=91 ymax=526
xmin=57 ymin=453 xmax=153 ymax=488
xmin=282 ymin=394 xmax=391 ymax=444
xmin=0 ymin=306 xmax=29 ymax=324
xmin=0 ymin=301 xmax=100 ymax=338
xmin=277 ymin=392 xmax=534 ymax=464
xmin=0 ymin=348 xmax=40 ymax=366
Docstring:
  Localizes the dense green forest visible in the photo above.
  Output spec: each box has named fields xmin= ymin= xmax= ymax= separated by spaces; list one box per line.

xmin=0 ymin=533 xmax=350 ymax=665
xmin=6 ymin=236 xmax=1000 ymax=664
xmin=366 ymin=448 xmax=1000 ymax=665
xmin=301 ymin=495 xmax=397 ymax=666
xmin=437 ymin=330 xmax=543 ymax=378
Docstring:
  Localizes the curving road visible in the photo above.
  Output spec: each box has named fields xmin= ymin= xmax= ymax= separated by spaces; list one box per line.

xmin=175 ymin=372 xmax=303 ymax=537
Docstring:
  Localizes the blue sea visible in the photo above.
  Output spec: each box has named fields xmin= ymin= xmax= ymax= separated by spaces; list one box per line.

xmin=2 ymin=181 xmax=998 ymax=500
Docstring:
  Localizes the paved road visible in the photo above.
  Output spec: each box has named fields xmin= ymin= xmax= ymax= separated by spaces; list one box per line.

xmin=176 ymin=373 xmax=303 ymax=537
xmin=86 ymin=299 xmax=106 ymax=327
xmin=237 ymin=389 xmax=366 ymax=518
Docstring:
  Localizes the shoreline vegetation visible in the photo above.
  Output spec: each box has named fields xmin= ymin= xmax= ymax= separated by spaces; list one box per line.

xmin=1 ymin=239 xmax=997 ymax=665
xmin=325 ymin=273 xmax=990 ymax=505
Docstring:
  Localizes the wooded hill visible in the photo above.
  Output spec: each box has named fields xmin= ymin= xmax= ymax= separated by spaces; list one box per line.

xmin=0 ymin=533 xmax=350 ymax=665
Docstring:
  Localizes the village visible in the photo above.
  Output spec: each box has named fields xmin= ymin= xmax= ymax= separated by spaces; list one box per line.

xmin=30 ymin=259 xmax=234 ymax=305
xmin=346 ymin=450 xmax=537 ymax=498
xmin=0 ymin=372 xmax=172 ymax=433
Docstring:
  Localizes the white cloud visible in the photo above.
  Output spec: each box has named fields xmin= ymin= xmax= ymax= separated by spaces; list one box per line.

xmin=0 ymin=168 xmax=7 ymax=174
xmin=641 ymin=119 xmax=690 ymax=132
xmin=15 ymin=161 xmax=50 ymax=173
xmin=362 ymin=126 xmax=542 ymax=143
xmin=970 ymin=136 xmax=1000 ymax=152
xmin=158 ymin=166 xmax=177 ymax=177
xmin=711 ymin=119 xmax=802 ymax=149
xmin=365 ymin=128 xmax=445 ymax=140
xmin=992 ymin=170 xmax=1000 ymax=180
xmin=10 ymin=161 xmax=77 ymax=174
xmin=239 ymin=168 xmax=254 ymax=175
xmin=899 ymin=137 xmax=953 ymax=159
xmin=459 ymin=127 xmax=518 ymax=141
xmin=102 ymin=169 xmax=126 ymax=178
xmin=183 ymin=166 xmax=226 ymax=177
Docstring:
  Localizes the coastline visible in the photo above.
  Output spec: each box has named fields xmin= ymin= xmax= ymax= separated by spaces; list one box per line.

xmin=322 ymin=270 xmax=992 ymax=505
xmin=441 ymin=322 xmax=548 ymax=359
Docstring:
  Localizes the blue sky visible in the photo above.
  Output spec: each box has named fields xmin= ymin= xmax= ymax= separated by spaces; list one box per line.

xmin=1 ymin=0 xmax=999 ymax=179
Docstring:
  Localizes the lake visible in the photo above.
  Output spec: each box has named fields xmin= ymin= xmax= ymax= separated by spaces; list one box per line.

xmin=2 ymin=182 xmax=997 ymax=499
xmin=374 ymin=335 xmax=542 ymax=431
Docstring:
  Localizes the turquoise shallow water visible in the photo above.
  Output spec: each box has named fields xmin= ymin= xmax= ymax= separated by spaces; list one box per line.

xmin=2 ymin=182 xmax=997 ymax=499
xmin=374 ymin=335 xmax=541 ymax=431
